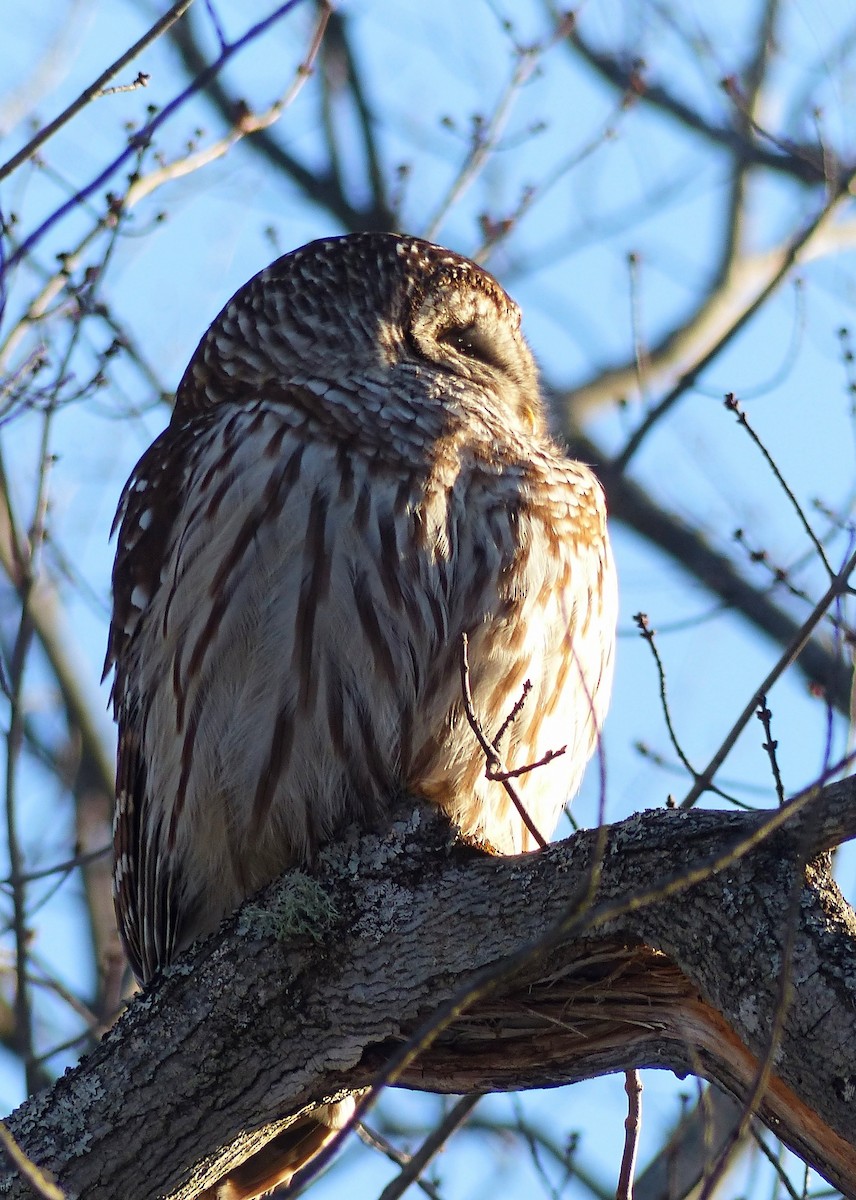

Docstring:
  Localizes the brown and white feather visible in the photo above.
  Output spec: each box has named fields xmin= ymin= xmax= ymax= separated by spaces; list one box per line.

xmin=106 ymin=232 xmax=617 ymax=1194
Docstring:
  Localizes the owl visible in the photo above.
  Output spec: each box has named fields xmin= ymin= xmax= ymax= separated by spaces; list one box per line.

xmin=106 ymin=232 xmax=616 ymax=1197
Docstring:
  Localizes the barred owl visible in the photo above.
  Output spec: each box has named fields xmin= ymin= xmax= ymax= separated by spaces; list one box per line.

xmin=106 ymin=232 xmax=616 ymax=1198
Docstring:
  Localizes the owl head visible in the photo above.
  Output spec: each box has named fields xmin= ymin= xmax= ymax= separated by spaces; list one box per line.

xmin=174 ymin=232 xmax=544 ymax=439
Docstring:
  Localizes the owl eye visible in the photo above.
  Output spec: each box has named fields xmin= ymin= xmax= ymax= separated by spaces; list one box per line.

xmin=437 ymin=322 xmax=504 ymax=370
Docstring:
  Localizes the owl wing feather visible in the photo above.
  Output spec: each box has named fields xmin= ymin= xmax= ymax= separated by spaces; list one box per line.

xmin=108 ymin=425 xmax=200 ymax=982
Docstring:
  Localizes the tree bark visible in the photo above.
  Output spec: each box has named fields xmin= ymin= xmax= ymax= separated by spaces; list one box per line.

xmin=2 ymin=780 xmax=856 ymax=1200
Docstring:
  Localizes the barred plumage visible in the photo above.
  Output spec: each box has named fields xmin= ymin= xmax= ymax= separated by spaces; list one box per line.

xmin=106 ymin=232 xmax=617 ymax=1197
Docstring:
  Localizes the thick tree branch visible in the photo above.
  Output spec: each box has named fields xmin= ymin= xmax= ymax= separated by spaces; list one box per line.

xmin=1 ymin=776 xmax=855 ymax=1199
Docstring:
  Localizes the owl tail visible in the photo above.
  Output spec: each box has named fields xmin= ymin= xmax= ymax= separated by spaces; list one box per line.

xmin=201 ymin=1098 xmax=355 ymax=1200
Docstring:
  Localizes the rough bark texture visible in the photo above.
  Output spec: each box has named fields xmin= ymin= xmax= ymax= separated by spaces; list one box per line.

xmin=2 ymin=779 xmax=856 ymax=1200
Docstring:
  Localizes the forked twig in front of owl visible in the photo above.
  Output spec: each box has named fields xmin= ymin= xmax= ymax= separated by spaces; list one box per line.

xmin=459 ymin=632 xmax=568 ymax=851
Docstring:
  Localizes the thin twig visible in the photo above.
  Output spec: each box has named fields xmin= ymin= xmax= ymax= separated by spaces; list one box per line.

xmin=749 ymin=1124 xmax=804 ymax=1200
xmin=95 ymin=72 xmax=151 ymax=99
xmin=633 ymin=613 xmax=741 ymax=806
xmin=633 ymin=742 xmax=762 ymax=806
xmin=493 ymin=678 xmax=532 ymax=748
xmin=681 ymin=544 xmax=856 ymax=808
xmin=567 ymin=28 xmax=828 ymax=186
xmin=616 ymin=1071 xmax=642 ymax=1200
xmin=487 ymin=747 xmax=567 ymax=783
xmin=0 ymin=1123 xmax=64 ymax=1200
xmin=27 ymin=960 xmax=100 ymax=1039
xmin=0 ymin=1 xmax=331 ymax=389
xmin=721 ymin=75 xmax=833 ymax=186
xmin=615 ymin=167 xmax=856 ymax=470
xmin=166 ymin=7 xmax=389 ymax=233
xmin=572 ymin=430 xmax=854 ymax=716
xmin=0 ymin=0 xmax=194 ymax=184
xmin=424 ymin=12 xmax=575 ymax=241
xmin=4 ymin=403 xmax=58 ymax=1096
xmin=756 ymin=695 xmax=786 ymax=807
xmin=355 ymin=1124 xmax=442 ymax=1200
xmin=506 ymin=1094 xmax=583 ymax=1200
xmin=633 ymin=614 xmax=696 ymax=782
xmin=627 ymin=252 xmax=650 ymax=409
xmin=459 ymin=633 xmax=548 ymax=849
xmin=3 ymin=0 xmax=329 ymax=275
xmin=377 ymin=1095 xmax=482 ymax=1200
xmin=0 ymin=845 xmax=110 ymax=889
xmin=31 ymin=1029 xmax=97 ymax=1071
xmin=724 ymin=392 xmax=832 ymax=576
xmin=732 ymin=528 xmax=817 ymax=611
xmin=465 ymin=1108 xmax=611 ymax=1200
xmin=474 ymin=98 xmax=633 ymax=263
xmin=203 ymin=0 xmax=228 ymax=52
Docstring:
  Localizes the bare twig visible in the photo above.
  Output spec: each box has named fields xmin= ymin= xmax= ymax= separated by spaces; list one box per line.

xmin=733 ymin=528 xmax=816 ymax=612
xmin=3 ymin=1 xmax=328 ymax=275
xmin=681 ymin=545 xmax=856 ymax=808
xmin=572 ymin=431 xmax=853 ymax=716
xmin=0 ymin=0 xmax=194 ymax=184
xmin=355 ymin=1123 xmax=442 ymax=1200
xmin=167 ymin=7 xmax=391 ymax=233
xmin=756 ymin=695 xmax=786 ymax=807
xmin=724 ymin=392 xmax=831 ymax=576
xmin=424 ymin=11 xmax=575 ymax=241
xmin=749 ymin=1124 xmax=805 ymax=1200
xmin=633 ymin=614 xmax=698 ymax=785
xmin=474 ymin=96 xmax=634 ymax=263
xmin=2 ymin=401 xmax=58 ymax=1095
xmin=616 ymin=1071 xmax=642 ymax=1200
xmin=0 ymin=1123 xmax=64 ymax=1200
xmin=458 ymin=633 xmax=549 ymax=849
xmin=721 ymin=76 xmax=836 ymax=190
xmin=377 ymin=1095 xmax=482 ymax=1200
xmin=202 ymin=0 xmax=228 ymax=53
xmin=118 ymin=1 xmax=330 ymax=213
xmin=627 ymin=252 xmax=650 ymax=408
xmin=565 ymin=28 xmax=829 ymax=186
xmin=463 ymin=1107 xmax=611 ymax=1199
xmin=2 ymin=845 xmax=110 ymax=889
xmin=615 ymin=169 xmax=856 ymax=469
xmin=94 ymin=72 xmax=151 ymax=99
xmin=493 ymin=678 xmax=532 ymax=749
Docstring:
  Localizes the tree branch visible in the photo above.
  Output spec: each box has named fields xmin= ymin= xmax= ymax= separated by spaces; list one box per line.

xmin=565 ymin=28 xmax=831 ymax=187
xmin=0 ymin=0 xmax=195 ymax=185
xmin=1 ymin=776 xmax=855 ymax=1199
xmin=167 ymin=6 xmax=394 ymax=233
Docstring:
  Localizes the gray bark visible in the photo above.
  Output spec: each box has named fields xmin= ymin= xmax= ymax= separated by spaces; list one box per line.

xmin=2 ymin=779 xmax=856 ymax=1200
